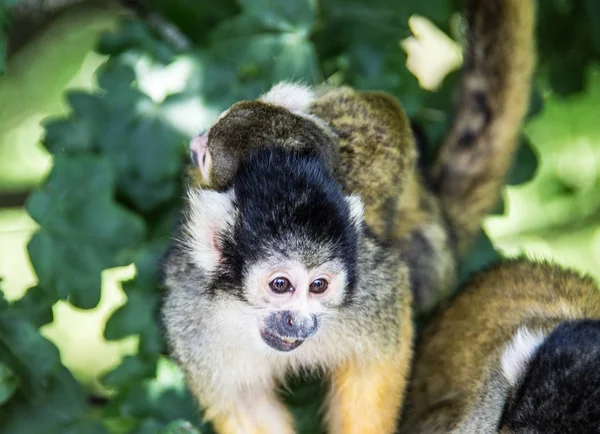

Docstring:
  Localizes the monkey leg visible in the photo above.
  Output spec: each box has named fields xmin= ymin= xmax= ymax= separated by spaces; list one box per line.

xmin=325 ymin=306 xmax=414 ymax=434
xmin=204 ymin=389 xmax=295 ymax=434
xmin=399 ymin=400 xmax=466 ymax=434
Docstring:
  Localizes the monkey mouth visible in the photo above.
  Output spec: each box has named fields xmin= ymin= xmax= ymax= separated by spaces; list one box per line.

xmin=260 ymin=329 xmax=304 ymax=352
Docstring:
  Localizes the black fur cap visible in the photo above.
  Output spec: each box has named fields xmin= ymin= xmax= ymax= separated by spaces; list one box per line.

xmin=214 ymin=147 xmax=360 ymax=303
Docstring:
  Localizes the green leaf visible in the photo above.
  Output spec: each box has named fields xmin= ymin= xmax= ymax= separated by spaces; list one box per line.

xmin=96 ymin=19 xmax=176 ymax=63
xmin=189 ymin=51 xmax=254 ymax=111
xmin=207 ymin=0 xmax=319 ymax=89
xmin=103 ymin=358 xmax=201 ymax=428
xmin=0 ymin=0 xmax=19 ymax=76
xmin=102 ymin=240 xmax=172 ymax=391
xmin=314 ymin=0 xmax=445 ymax=111
xmin=0 ymin=313 xmax=60 ymax=397
xmin=0 ymin=285 xmax=8 ymax=309
xmin=104 ymin=282 xmax=162 ymax=356
xmin=410 ymin=0 xmax=453 ymax=26
xmin=147 ymin=0 xmax=239 ymax=44
xmin=96 ymin=19 xmax=152 ymax=55
xmin=103 ymin=241 xmax=170 ymax=357
xmin=133 ymin=239 xmax=173 ymax=289
xmin=0 ymin=282 xmax=103 ymax=432
xmin=64 ymin=80 xmax=186 ymax=213
xmin=0 ymin=367 xmax=106 ymax=434
xmin=6 ymin=286 xmax=54 ymax=328
xmin=96 ymin=60 xmax=137 ymax=97
xmin=0 ymin=0 xmax=19 ymax=10
xmin=42 ymin=118 xmax=95 ymax=155
xmin=131 ymin=419 xmax=167 ymax=434
xmin=537 ymin=0 xmax=600 ymax=96
xmin=458 ymin=230 xmax=501 ymax=286
xmin=412 ymin=70 xmax=461 ymax=165
xmin=159 ymin=420 xmax=202 ymax=434
xmin=237 ymin=0 xmax=316 ymax=35
xmin=0 ymin=34 xmax=6 ymax=76
xmin=585 ymin=0 xmax=600 ymax=54
xmin=25 ymin=155 xmax=145 ymax=308
xmin=102 ymin=111 xmax=184 ymax=213
xmin=505 ymin=136 xmax=539 ymax=186
xmin=0 ymin=362 xmax=18 ymax=405
xmin=212 ymin=30 xmax=318 ymax=86
xmin=526 ymin=86 xmax=545 ymax=121
xmin=102 ymin=355 xmax=157 ymax=388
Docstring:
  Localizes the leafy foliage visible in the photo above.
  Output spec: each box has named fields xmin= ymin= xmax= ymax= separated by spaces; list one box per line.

xmin=537 ymin=0 xmax=600 ymax=95
xmin=1 ymin=0 xmax=595 ymax=432
xmin=0 ymin=285 xmax=106 ymax=434
xmin=0 ymin=0 xmax=18 ymax=75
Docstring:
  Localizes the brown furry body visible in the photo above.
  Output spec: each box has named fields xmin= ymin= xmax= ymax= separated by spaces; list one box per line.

xmin=400 ymin=259 xmax=600 ymax=433
xmin=189 ymin=85 xmax=457 ymax=313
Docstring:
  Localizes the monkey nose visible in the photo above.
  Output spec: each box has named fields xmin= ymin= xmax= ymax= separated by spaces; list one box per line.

xmin=283 ymin=312 xmax=294 ymax=328
xmin=281 ymin=312 xmax=318 ymax=339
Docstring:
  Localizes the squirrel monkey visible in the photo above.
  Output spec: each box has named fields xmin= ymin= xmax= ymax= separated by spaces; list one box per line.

xmin=185 ymin=0 xmax=535 ymax=313
xmin=162 ymin=148 xmax=413 ymax=434
xmin=400 ymin=259 xmax=600 ymax=433
xmin=188 ymin=82 xmax=457 ymax=313
xmin=161 ymin=0 xmax=535 ymax=432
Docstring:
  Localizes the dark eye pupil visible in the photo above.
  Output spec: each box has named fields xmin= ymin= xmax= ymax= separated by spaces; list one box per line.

xmin=270 ymin=278 xmax=291 ymax=293
xmin=310 ymin=279 xmax=328 ymax=294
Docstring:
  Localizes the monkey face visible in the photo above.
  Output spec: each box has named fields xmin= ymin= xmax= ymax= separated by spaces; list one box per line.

xmin=243 ymin=259 xmax=348 ymax=352
xmin=182 ymin=148 xmax=363 ymax=356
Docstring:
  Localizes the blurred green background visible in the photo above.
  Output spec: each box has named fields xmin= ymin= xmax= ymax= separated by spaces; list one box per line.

xmin=0 ymin=0 xmax=599 ymax=433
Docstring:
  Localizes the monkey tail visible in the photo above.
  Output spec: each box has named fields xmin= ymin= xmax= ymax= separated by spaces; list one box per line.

xmin=431 ymin=0 xmax=536 ymax=255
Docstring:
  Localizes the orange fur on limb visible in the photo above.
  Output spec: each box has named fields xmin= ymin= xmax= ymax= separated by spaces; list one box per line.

xmin=326 ymin=297 xmax=413 ymax=434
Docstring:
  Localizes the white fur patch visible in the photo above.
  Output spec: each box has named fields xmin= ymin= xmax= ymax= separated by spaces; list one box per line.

xmin=236 ymin=390 xmax=295 ymax=432
xmin=344 ymin=195 xmax=364 ymax=229
xmin=501 ymin=327 xmax=547 ymax=386
xmin=184 ymin=189 xmax=236 ymax=273
xmin=259 ymin=82 xmax=316 ymax=114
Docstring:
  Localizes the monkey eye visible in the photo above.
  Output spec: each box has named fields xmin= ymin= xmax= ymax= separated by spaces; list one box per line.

xmin=269 ymin=277 xmax=293 ymax=294
xmin=309 ymin=278 xmax=328 ymax=294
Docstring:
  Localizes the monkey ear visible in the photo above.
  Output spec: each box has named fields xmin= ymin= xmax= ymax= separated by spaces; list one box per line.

xmin=501 ymin=327 xmax=546 ymax=386
xmin=344 ymin=195 xmax=365 ymax=232
xmin=259 ymin=82 xmax=316 ymax=114
xmin=183 ymin=189 xmax=236 ymax=273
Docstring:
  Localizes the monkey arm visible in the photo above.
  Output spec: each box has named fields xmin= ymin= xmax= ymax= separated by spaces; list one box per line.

xmin=207 ymin=389 xmax=295 ymax=434
xmin=325 ymin=293 xmax=413 ymax=434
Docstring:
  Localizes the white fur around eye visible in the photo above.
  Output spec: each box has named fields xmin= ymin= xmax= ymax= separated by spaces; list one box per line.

xmin=184 ymin=189 xmax=236 ymax=273
xmin=259 ymin=82 xmax=316 ymax=114
xmin=501 ymin=327 xmax=547 ymax=386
